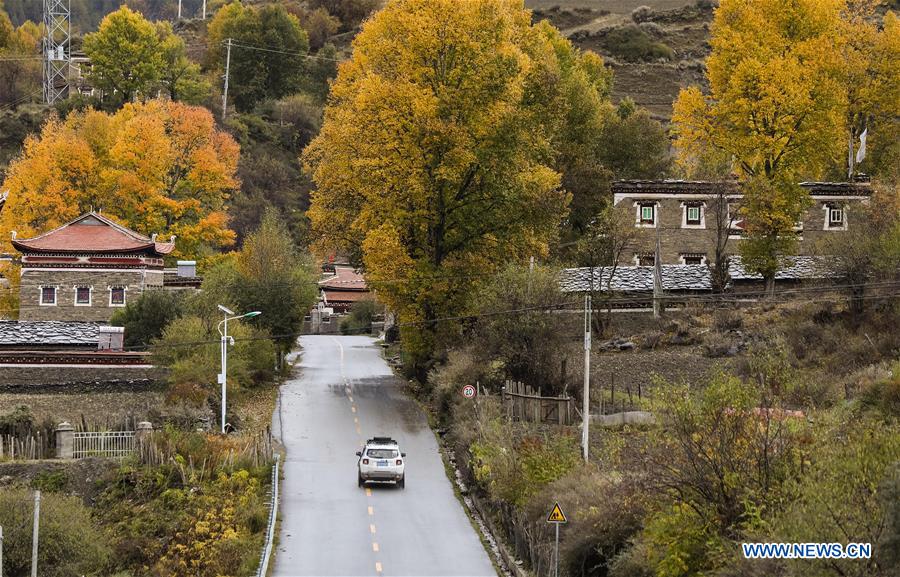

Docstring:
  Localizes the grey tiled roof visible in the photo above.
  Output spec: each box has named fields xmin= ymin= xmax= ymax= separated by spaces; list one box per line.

xmin=560 ymin=257 xmax=833 ymax=293
xmin=0 ymin=321 xmax=101 ymax=346
xmin=727 ymin=256 xmax=830 ymax=281
xmin=559 ymin=265 xmax=712 ymax=293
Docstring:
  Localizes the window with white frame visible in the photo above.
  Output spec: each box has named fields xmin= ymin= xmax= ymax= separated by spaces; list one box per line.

xmin=681 ymin=202 xmax=704 ymax=228
xmin=109 ymin=286 xmax=126 ymax=306
xmin=40 ymin=286 xmax=57 ymax=306
xmin=74 ymin=286 xmax=92 ymax=306
xmin=636 ymin=202 xmax=657 ymax=227
xmin=680 ymin=253 xmax=706 ymax=265
xmin=825 ymin=204 xmax=846 ymax=229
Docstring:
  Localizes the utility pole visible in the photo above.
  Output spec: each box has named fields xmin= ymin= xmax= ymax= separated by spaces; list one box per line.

xmin=217 ymin=306 xmax=261 ymax=433
xmin=202 ymin=0 xmax=207 ymax=19
xmin=581 ymin=293 xmax=591 ymax=463
xmin=30 ymin=491 xmax=40 ymax=577
xmin=220 ymin=315 xmax=228 ymax=433
xmin=177 ymin=0 xmax=182 ymax=19
xmin=1 ymin=524 xmax=4 ymax=577
xmin=222 ymin=38 xmax=232 ymax=121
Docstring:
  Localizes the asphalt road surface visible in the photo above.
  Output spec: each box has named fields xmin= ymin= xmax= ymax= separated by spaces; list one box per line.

xmin=272 ymin=335 xmax=496 ymax=577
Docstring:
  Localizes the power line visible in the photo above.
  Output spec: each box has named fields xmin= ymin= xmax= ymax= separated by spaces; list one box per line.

xmin=225 ymin=40 xmax=345 ymax=62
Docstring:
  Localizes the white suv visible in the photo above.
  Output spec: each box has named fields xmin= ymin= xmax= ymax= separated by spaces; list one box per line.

xmin=357 ymin=437 xmax=406 ymax=488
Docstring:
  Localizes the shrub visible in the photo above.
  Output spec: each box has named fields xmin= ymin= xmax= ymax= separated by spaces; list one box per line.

xmin=603 ymin=25 xmax=674 ymax=62
xmin=470 ymin=421 xmax=581 ymax=507
xmin=860 ymin=363 xmax=900 ymax=417
xmin=713 ymin=308 xmax=742 ymax=331
xmin=631 ymin=5 xmax=654 ymax=23
xmin=340 ymin=299 xmax=378 ymax=335
xmin=0 ymin=489 xmax=109 ymax=577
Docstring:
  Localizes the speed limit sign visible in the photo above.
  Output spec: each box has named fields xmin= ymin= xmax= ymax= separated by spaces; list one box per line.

xmin=462 ymin=384 xmax=477 ymax=399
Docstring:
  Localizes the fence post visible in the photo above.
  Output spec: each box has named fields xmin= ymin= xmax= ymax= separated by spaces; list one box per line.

xmin=54 ymin=422 xmax=74 ymax=459
xmin=136 ymin=422 xmax=153 ymax=444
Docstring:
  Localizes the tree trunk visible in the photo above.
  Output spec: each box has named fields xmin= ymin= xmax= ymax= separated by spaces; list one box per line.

xmin=765 ymin=275 xmax=775 ymax=298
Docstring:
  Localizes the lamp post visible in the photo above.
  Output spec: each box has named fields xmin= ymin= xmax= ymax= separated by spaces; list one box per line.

xmin=217 ymin=305 xmax=261 ymax=434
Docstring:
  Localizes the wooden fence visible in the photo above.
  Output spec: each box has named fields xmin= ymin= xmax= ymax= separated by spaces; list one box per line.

xmin=501 ymin=381 xmax=575 ymax=426
xmin=0 ymin=433 xmax=50 ymax=460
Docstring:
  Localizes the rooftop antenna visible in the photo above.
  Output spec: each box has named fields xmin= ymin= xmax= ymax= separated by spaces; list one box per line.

xmin=43 ymin=0 xmax=70 ymax=104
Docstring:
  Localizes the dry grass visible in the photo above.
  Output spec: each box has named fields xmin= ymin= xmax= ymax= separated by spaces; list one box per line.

xmin=0 ymin=390 xmax=165 ymax=427
xmin=232 ymin=385 xmax=279 ymax=435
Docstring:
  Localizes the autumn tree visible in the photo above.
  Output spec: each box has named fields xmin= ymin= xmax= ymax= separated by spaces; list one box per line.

xmin=83 ymin=6 xmax=164 ymax=104
xmin=674 ymin=0 xmax=899 ymax=293
xmin=0 ymin=100 xmax=239 ymax=258
xmin=673 ymin=0 xmax=843 ymax=292
xmin=304 ymin=0 xmax=613 ymax=374
xmin=207 ymin=2 xmax=310 ymax=112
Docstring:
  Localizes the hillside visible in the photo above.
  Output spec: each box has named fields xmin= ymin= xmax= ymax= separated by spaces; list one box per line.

xmin=530 ymin=0 xmax=712 ymax=121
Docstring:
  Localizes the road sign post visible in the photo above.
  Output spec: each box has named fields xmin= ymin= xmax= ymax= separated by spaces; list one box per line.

xmin=547 ymin=502 xmax=567 ymax=577
xmin=462 ymin=384 xmax=477 ymax=399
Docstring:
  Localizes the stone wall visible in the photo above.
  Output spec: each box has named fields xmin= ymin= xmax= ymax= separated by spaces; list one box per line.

xmin=19 ymin=269 xmax=164 ymax=322
xmin=0 ymin=364 xmax=164 ymax=389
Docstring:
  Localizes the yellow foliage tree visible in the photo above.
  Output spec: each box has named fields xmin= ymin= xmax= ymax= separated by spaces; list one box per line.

xmin=0 ymin=100 xmax=239 ymax=259
xmin=304 ymin=0 xmax=611 ymax=370
xmin=672 ymin=0 xmax=898 ymax=290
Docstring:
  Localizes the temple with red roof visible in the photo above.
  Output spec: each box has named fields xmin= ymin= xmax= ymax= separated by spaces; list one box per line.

xmin=318 ymin=265 xmax=371 ymax=313
xmin=13 ymin=212 xmax=175 ymax=322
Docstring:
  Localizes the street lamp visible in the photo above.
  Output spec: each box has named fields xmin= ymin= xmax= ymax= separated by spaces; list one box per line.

xmin=217 ymin=305 xmax=261 ymax=434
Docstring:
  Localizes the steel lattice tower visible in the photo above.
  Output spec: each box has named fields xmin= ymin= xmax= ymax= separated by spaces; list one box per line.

xmin=43 ymin=0 xmax=70 ymax=104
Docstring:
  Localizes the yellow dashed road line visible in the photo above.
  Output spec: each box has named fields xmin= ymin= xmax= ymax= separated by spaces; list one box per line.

xmin=372 ymin=542 xmax=379 ymax=552
xmin=366 ymin=487 xmax=372 ymax=497
xmin=375 ymin=561 xmax=383 ymax=573
xmin=368 ymin=506 xmax=374 ymax=515
xmin=351 ymin=406 xmax=357 ymax=413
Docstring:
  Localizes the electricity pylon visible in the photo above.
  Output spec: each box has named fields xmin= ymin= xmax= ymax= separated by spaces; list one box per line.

xmin=43 ymin=0 xmax=70 ymax=104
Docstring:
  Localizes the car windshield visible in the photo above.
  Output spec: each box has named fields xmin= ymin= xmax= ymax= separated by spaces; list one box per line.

xmin=367 ymin=449 xmax=399 ymax=459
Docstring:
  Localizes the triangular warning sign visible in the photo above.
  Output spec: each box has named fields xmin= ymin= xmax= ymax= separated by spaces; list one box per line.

xmin=547 ymin=502 xmax=567 ymax=523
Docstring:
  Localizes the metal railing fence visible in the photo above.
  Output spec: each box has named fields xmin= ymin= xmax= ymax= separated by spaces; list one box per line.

xmin=72 ymin=431 xmax=135 ymax=459
xmin=255 ymin=453 xmax=281 ymax=577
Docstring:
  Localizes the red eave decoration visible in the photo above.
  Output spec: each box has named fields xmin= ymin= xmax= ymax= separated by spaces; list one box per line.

xmin=11 ymin=212 xmax=175 ymax=257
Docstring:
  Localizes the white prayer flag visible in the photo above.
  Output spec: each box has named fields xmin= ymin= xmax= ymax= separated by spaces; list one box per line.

xmin=856 ymin=127 xmax=868 ymax=164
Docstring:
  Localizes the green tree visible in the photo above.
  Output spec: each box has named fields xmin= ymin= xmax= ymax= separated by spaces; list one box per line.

xmin=308 ymin=0 xmax=378 ymax=31
xmin=110 ymin=289 xmax=186 ymax=347
xmin=207 ymin=2 xmax=310 ymax=112
xmin=304 ymin=0 xmax=610 ymax=374
xmin=232 ymin=210 xmax=318 ymax=352
xmin=156 ymin=21 xmax=210 ymax=104
xmin=471 ymin=264 xmax=574 ymax=395
xmin=83 ymin=6 xmax=164 ymax=104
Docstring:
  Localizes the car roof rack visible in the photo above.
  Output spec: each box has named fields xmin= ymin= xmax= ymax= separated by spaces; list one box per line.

xmin=368 ymin=436 xmax=398 ymax=445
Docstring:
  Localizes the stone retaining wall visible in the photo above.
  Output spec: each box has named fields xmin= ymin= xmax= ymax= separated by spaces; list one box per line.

xmin=0 ymin=365 xmax=164 ymax=389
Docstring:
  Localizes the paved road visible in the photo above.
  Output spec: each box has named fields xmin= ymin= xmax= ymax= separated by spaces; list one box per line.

xmin=272 ymin=335 xmax=496 ymax=577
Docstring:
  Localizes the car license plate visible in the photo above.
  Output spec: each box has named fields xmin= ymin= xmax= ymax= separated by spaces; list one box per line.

xmin=377 ymin=460 xmax=389 ymax=467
